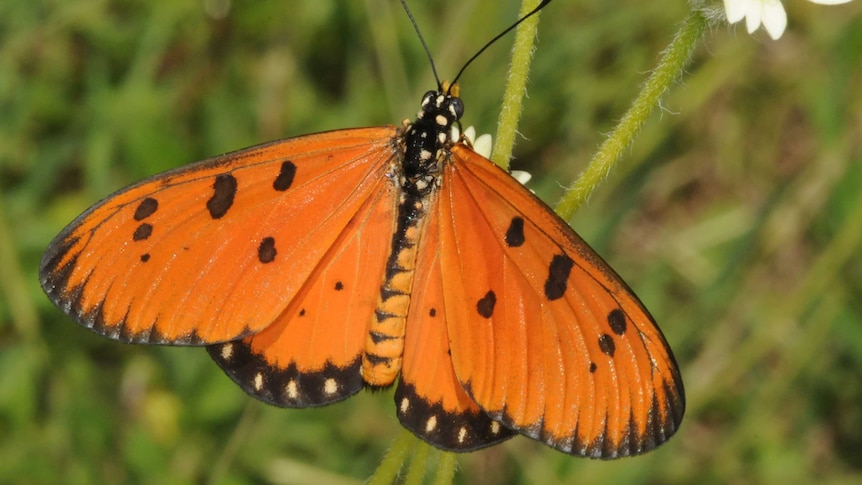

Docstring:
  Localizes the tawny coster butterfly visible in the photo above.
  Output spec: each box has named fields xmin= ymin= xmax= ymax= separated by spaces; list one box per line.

xmin=39 ymin=0 xmax=683 ymax=458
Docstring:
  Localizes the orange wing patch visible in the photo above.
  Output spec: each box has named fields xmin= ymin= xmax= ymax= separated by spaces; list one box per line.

xmin=436 ymin=145 xmax=684 ymax=458
xmin=207 ymin=178 xmax=399 ymax=407
xmin=395 ymin=203 xmax=515 ymax=451
xmin=41 ymin=128 xmax=399 ymax=345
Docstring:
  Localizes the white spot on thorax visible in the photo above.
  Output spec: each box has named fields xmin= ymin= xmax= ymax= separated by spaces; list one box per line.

xmin=435 ymin=114 xmax=447 ymax=126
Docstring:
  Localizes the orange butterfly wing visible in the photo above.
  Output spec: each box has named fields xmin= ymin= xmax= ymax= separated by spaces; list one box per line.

xmin=40 ymin=127 xmax=398 ymax=348
xmin=206 ymin=180 xmax=398 ymax=406
xmin=434 ymin=144 xmax=684 ymax=458
xmin=395 ymin=200 xmax=516 ymax=450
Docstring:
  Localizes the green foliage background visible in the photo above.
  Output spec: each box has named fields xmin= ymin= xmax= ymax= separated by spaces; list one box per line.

xmin=2 ymin=0 xmax=862 ymax=483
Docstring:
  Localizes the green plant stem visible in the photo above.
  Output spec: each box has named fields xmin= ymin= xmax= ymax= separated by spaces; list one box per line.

xmin=405 ymin=442 xmax=430 ymax=485
xmin=491 ymin=0 xmax=544 ymax=170
xmin=433 ymin=452 xmax=458 ymax=485
xmin=369 ymin=429 xmax=416 ymax=485
xmin=554 ymin=10 xmax=708 ymax=220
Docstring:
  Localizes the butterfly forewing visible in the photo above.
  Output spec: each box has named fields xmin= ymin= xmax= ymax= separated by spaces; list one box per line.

xmin=40 ymin=127 xmax=399 ymax=344
xmin=437 ymin=145 xmax=684 ymax=458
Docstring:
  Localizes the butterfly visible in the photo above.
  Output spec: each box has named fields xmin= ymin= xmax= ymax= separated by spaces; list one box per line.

xmin=40 ymin=80 xmax=684 ymax=458
xmin=41 ymin=71 xmax=684 ymax=458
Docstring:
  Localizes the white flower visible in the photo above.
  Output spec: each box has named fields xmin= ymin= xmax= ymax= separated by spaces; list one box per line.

xmin=458 ymin=126 xmax=532 ymax=188
xmin=510 ymin=170 xmax=533 ymax=186
xmin=460 ymin=126 xmax=494 ymax=159
xmin=724 ymin=0 xmax=854 ymax=40
xmin=472 ymin=133 xmax=494 ymax=159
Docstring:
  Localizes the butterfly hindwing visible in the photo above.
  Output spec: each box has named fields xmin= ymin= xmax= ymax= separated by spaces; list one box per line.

xmin=207 ymin=180 xmax=399 ymax=406
xmin=395 ymin=205 xmax=516 ymax=451
xmin=40 ymin=127 xmax=399 ymax=345
xmin=437 ymin=145 xmax=685 ymax=458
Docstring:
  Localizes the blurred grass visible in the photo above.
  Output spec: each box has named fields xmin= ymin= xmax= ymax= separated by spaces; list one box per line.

xmin=2 ymin=0 xmax=862 ymax=483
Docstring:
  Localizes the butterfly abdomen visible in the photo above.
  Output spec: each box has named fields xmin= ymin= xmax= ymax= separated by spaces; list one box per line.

xmin=363 ymin=191 xmax=430 ymax=386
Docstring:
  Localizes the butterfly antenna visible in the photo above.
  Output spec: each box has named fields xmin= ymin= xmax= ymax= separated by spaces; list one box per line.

xmin=400 ymin=0 xmax=442 ymax=90
xmin=450 ymin=0 xmax=553 ymax=91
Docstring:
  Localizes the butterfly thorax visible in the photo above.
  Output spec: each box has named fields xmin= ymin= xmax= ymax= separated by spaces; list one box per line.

xmin=401 ymin=90 xmax=464 ymax=193
xmin=362 ymin=90 xmax=464 ymax=386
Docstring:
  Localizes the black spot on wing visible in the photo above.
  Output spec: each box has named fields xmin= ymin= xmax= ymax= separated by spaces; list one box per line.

xmin=504 ymin=216 xmax=525 ymax=247
xmin=429 ymin=308 xmax=437 ymax=317
xmin=207 ymin=340 xmax=364 ymax=407
xmin=134 ymin=197 xmax=158 ymax=220
xmin=334 ymin=281 xmax=344 ymax=291
xmin=476 ymin=290 xmax=496 ymax=318
xmin=207 ymin=174 xmax=237 ymax=219
xmin=394 ymin=380 xmax=515 ymax=452
xmin=140 ymin=253 xmax=150 ymax=263
xmin=598 ymin=334 xmax=616 ymax=357
xmin=258 ymin=237 xmax=276 ymax=263
xmin=608 ymin=308 xmax=627 ymax=335
xmin=589 ymin=362 xmax=597 ymax=373
xmin=273 ymin=160 xmax=297 ymax=191
xmin=544 ymin=254 xmax=574 ymax=300
xmin=133 ymin=223 xmax=153 ymax=241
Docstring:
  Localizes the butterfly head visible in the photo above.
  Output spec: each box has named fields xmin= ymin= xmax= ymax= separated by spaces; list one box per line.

xmin=416 ymin=89 xmax=464 ymax=142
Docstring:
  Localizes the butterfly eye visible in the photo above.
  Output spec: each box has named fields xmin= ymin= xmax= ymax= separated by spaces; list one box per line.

xmin=421 ymin=91 xmax=437 ymax=106
xmin=448 ymin=97 xmax=464 ymax=121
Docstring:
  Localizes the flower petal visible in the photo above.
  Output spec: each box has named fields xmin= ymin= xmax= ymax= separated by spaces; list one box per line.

xmin=744 ymin=2 xmax=764 ymax=33
xmin=761 ymin=0 xmax=788 ymax=39
xmin=473 ymin=134 xmax=493 ymax=159
xmin=724 ymin=0 xmax=750 ymax=22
